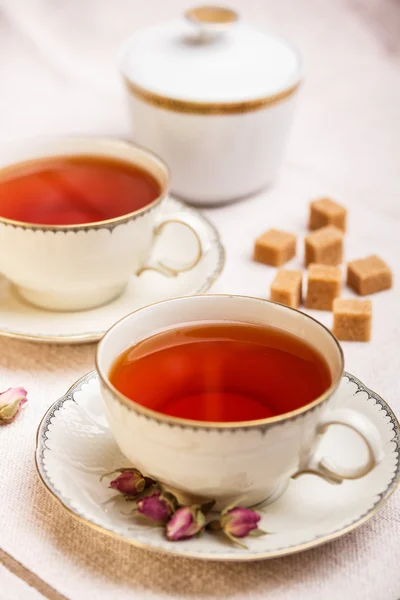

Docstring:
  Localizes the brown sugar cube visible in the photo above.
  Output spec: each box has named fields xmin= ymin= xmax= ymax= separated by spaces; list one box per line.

xmin=254 ymin=229 xmax=296 ymax=266
xmin=333 ymin=298 xmax=372 ymax=342
xmin=347 ymin=254 xmax=392 ymax=296
xmin=305 ymin=226 xmax=343 ymax=266
xmin=309 ymin=197 xmax=347 ymax=232
xmin=270 ymin=269 xmax=302 ymax=308
xmin=306 ymin=264 xmax=341 ymax=310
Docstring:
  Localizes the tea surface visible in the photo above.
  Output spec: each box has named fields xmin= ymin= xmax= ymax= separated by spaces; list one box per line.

xmin=0 ymin=155 xmax=161 ymax=225
xmin=109 ymin=323 xmax=331 ymax=422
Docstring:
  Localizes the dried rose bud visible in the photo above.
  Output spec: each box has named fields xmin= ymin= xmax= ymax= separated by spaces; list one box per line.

xmin=109 ymin=469 xmax=146 ymax=497
xmin=222 ymin=507 xmax=261 ymax=538
xmin=137 ymin=491 xmax=176 ymax=524
xmin=208 ymin=505 xmax=267 ymax=548
xmin=166 ymin=505 xmax=205 ymax=541
xmin=0 ymin=387 xmax=28 ymax=424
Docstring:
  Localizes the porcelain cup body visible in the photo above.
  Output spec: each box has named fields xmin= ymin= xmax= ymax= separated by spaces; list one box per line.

xmin=96 ymin=295 xmax=361 ymax=508
xmin=0 ymin=137 xmax=175 ymax=311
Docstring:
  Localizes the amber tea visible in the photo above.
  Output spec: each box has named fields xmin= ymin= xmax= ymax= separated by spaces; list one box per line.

xmin=0 ymin=155 xmax=161 ymax=225
xmin=109 ymin=323 xmax=331 ymax=423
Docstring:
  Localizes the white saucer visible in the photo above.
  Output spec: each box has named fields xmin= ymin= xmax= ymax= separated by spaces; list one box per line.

xmin=35 ymin=371 xmax=399 ymax=562
xmin=0 ymin=198 xmax=224 ymax=344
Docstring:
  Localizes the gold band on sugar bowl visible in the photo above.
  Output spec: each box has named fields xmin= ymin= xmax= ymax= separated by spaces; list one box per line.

xmin=124 ymin=79 xmax=301 ymax=115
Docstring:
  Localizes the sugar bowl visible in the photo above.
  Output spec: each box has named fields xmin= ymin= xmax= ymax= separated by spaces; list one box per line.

xmin=119 ymin=6 xmax=303 ymax=205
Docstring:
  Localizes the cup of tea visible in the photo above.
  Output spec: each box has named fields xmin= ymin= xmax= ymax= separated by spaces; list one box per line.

xmin=0 ymin=137 xmax=202 ymax=311
xmin=97 ymin=295 xmax=384 ymax=509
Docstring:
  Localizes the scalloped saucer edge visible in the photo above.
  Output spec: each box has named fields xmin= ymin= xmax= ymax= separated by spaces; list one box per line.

xmin=35 ymin=371 xmax=400 ymax=562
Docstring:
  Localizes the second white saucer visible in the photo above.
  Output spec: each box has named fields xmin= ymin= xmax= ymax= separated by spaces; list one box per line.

xmin=0 ymin=198 xmax=224 ymax=344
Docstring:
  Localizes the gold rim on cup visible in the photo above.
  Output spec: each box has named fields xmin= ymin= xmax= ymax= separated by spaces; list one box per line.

xmin=96 ymin=294 xmax=345 ymax=430
xmin=0 ymin=136 xmax=171 ymax=231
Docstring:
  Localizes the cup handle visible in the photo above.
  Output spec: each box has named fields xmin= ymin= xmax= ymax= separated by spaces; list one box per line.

xmin=292 ymin=408 xmax=385 ymax=484
xmin=136 ymin=212 xmax=203 ymax=277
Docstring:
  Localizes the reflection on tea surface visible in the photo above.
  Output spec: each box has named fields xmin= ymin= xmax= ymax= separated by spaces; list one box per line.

xmin=110 ymin=323 xmax=331 ymax=422
xmin=0 ymin=155 xmax=161 ymax=225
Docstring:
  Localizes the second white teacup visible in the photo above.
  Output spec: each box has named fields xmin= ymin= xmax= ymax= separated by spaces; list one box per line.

xmin=0 ymin=137 xmax=202 ymax=311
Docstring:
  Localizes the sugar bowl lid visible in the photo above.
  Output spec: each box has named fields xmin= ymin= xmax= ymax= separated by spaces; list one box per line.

xmin=119 ymin=6 xmax=302 ymax=112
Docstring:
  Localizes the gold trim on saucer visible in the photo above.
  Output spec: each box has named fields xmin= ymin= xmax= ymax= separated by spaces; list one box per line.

xmin=34 ymin=371 xmax=400 ymax=562
xmin=0 ymin=328 xmax=102 ymax=345
xmin=34 ymin=475 xmax=400 ymax=562
xmin=125 ymin=79 xmax=301 ymax=115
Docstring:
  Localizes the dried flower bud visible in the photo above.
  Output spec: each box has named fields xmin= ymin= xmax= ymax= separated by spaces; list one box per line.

xmin=137 ymin=491 xmax=175 ymax=524
xmin=0 ymin=387 xmax=28 ymax=424
xmin=222 ymin=507 xmax=261 ymax=538
xmin=166 ymin=505 xmax=205 ymax=541
xmin=208 ymin=505 xmax=267 ymax=548
xmin=109 ymin=469 xmax=146 ymax=497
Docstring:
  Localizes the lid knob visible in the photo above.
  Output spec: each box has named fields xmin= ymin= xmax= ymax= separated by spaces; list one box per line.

xmin=184 ymin=6 xmax=239 ymax=38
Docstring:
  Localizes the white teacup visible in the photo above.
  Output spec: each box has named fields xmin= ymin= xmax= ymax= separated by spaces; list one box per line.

xmin=97 ymin=295 xmax=385 ymax=509
xmin=0 ymin=137 xmax=202 ymax=311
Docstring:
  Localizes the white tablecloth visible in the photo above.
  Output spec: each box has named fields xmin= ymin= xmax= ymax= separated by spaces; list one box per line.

xmin=1 ymin=1 xmax=400 ymax=599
